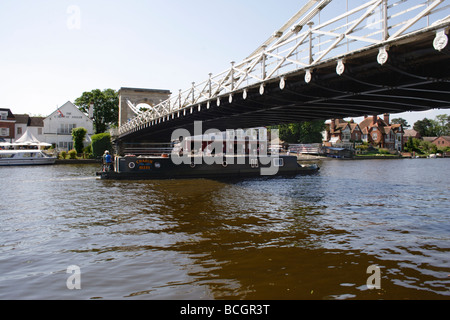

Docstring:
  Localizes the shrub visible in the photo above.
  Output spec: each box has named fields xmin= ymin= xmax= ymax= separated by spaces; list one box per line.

xmin=59 ymin=151 xmax=67 ymax=159
xmin=355 ymin=144 xmax=369 ymax=151
xmin=91 ymin=133 xmax=112 ymax=158
xmin=72 ymin=127 xmax=87 ymax=154
xmin=82 ymin=144 xmax=93 ymax=159
xmin=68 ymin=149 xmax=77 ymax=159
xmin=83 ymin=143 xmax=92 ymax=154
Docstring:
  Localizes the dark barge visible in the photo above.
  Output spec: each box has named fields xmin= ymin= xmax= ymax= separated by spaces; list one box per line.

xmin=97 ymin=154 xmax=319 ymax=180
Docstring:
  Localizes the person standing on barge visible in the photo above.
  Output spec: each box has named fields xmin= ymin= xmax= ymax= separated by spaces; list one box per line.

xmin=103 ymin=150 xmax=113 ymax=172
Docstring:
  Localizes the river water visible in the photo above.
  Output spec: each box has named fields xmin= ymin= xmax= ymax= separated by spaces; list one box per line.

xmin=0 ymin=158 xmax=449 ymax=300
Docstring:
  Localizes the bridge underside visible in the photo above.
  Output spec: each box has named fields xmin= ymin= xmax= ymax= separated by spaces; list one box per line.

xmin=121 ymin=29 xmax=450 ymax=143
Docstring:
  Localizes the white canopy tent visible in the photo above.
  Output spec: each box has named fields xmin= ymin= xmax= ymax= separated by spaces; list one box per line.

xmin=11 ymin=129 xmax=52 ymax=148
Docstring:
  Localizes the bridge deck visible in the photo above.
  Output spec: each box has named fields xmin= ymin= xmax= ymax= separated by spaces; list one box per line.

xmin=121 ymin=25 xmax=450 ymax=142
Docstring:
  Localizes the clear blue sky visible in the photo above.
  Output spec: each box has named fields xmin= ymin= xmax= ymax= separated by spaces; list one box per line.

xmin=1 ymin=0 xmax=448 ymax=127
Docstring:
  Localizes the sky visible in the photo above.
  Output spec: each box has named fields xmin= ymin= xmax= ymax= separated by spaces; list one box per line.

xmin=1 ymin=0 xmax=448 ymax=127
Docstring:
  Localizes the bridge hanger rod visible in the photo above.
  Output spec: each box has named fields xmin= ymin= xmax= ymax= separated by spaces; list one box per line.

xmin=246 ymin=0 xmax=331 ymax=59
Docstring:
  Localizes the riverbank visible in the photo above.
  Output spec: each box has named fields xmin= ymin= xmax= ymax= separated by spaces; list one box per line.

xmin=296 ymin=154 xmax=405 ymax=161
xmin=55 ymin=159 xmax=101 ymax=165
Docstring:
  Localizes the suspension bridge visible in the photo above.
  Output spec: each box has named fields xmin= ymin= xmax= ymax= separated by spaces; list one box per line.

xmin=117 ymin=0 xmax=450 ymax=143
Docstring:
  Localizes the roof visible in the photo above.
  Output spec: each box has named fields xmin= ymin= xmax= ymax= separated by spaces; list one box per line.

xmin=29 ymin=117 xmax=44 ymax=127
xmin=349 ymin=123 xmax=361 ymax=133
xmin=45 ymin=101 xmax=92 ymax=122
xmin=330 ymin=119 xmax=361 ymax=132
xmin=435 ymin=136 xmax=450 ymax=142
xmin=0 ymin=108 xmax=15 ymax=120
xmin=359 ymin=115 xmax=388 ymax=130
xmin=12 ymin=114 xmax=44 ymax=127
xmin=392 ymin=124 xmax=403 ymax=133
xmin=14 ymin=114 xmax=30 ymax=124
xmin=404 ymin=129 xmax=421 ymax=137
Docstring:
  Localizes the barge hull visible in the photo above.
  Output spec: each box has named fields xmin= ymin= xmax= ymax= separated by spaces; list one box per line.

xmin=97 ymin=155 xmax=319 ymax=180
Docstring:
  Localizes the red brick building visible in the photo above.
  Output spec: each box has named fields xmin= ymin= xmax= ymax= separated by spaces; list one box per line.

xmin=432 ymin=136 xmax=450 ymax=149
xmin=325 ymin=114 xmax=404 ymax=151
xmin=327 ymin=118 xmax=362 ymax=146
xmin=359 ymin=114 xmax=404 ymax=151
xmin=0 ymin=108 xmax=15 ymax=142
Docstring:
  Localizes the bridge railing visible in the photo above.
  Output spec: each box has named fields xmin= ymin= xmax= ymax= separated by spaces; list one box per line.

xmin=119 ymin=0 xmax=450 ymax=136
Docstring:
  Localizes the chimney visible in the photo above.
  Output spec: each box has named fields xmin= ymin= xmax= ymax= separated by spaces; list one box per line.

xmin=330 ymin=119 xmax=335 ymax=133
xmin=384 ymin=113 xmax=390 ymax=124
xmin=372 ymin=115 xmax=377 ymax=125
xmin=364 ymin=115 xmax=368 ymax=119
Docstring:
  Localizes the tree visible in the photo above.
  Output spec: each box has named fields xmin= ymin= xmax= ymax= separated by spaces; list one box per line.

xmin=75 ymin=89 xmax=119 ymax=134
xmin=413 ymin=115 xmax=450 ymax=137
xmin=413 ymin=118 xmax=435 ymax=137
xmin=71 ymin=127 xmax=87 ymax=154
xmin=435 ymin=114 xmax=450 ymax=136
xmin=278 ymin=120 xmax=325 ymax=144
xmin=391 ymin=117 xmax=410 ymax=129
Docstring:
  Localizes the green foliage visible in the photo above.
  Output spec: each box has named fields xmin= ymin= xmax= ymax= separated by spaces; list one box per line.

xmin=68 ymin=149 xmax=77 ymax=159
xmin=82 ymin=144 xmax=94 ymax=159
xmin=404 ymin=137 xmax=438 ymax=155
xmin=413 ymin=114 xmax=449 ymax=137
xmin=435 ymin=114 xmax=450 ymax=136
xmin=404 ymin=137 xmax=421 ymax=153
xmin=391 ymin=117 xmax=410 ymax=128
xmin=71 ymin=127 xmax=87 ymax=154
xmin=75 ymin=89 xmax=119 ymax=134
xmin=83 ymin=143 xmax=92 ymax=154
xmin=438 ymin=146 xmax=450 ymax=153
xmin=355 ymin=144 xmax=369 ymax=151
xmin=91 ymin=133 xmax=112 ymax=158
xmin=59 ymin=151 xmax=67 ymax=159
xmin=278 ymin=120 xmax=326 ymax=144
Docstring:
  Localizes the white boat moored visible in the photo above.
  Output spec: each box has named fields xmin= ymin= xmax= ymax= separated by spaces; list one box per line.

xmin=0 ymin=150 xmax=56 ymax=166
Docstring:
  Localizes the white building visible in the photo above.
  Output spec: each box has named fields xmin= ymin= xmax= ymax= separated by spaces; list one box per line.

xmin=43 ymin=101 xmax=94 ymax=151
xmin=14 ymin=114 xmax=45 ymax=142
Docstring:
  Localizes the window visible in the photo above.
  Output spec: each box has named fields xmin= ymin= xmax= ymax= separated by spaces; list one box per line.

xmin=38 ymin=128 xmax=42 ymax=135
xmin=372 ymin=132 xmax=378 ymax=140
xmin=0 ymin=153 xmax=14 ymax=158
xmin=274 ymin=158 xmax=284 ymax=167
xmin=22 ymin=153 xmax=35 ymax=158
xmin=58 ymin=141 xmax=73 ymax=150
xmin=58 ymin=123 xmax=77 ymax=134
xmin=0 ymin=128 xmax=9 ymax=136
xmin=17 ymin=127 xmax=22 ymax=135
xmin=0 ymin=112 xmax=8 ymax=120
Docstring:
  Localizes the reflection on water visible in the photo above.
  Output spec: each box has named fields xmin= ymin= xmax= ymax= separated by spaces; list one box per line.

xmin=0 ymin=159 xmax=449 ymax=299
